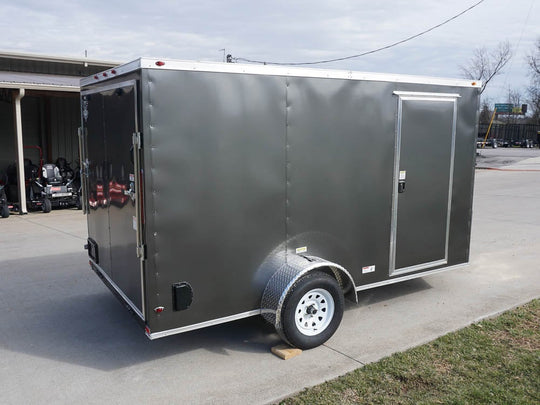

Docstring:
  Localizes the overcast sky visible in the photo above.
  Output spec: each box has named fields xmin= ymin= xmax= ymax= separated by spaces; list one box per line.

xmin=1 ymin=0 xmax=538 ymax=103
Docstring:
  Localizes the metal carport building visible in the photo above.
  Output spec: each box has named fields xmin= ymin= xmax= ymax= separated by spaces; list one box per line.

xmin=0 ymin=51 xmax=117 ymax=213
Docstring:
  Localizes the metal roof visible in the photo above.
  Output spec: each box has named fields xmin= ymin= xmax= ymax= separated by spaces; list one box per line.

xmin=0 ymin=71 xmax=80 ymax=92
xmin=0 ymin=50 xmax=118 ymax=67
xmin=0 ymin=50 xmax=120 ymax=83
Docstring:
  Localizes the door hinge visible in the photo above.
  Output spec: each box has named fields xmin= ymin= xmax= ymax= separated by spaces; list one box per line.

xmin=133 ymin=132 xmax=142 ymax=149
xmin=137 ymin=244 xmax=146 ymax=260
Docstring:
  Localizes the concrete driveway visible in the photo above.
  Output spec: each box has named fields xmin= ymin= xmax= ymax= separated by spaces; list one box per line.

xmin=1 ymin=151 xmax=539 ymax=404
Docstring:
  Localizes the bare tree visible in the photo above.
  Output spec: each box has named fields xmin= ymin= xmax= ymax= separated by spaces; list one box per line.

xmin=526 ymin=38 xmax=540 ymax=124
xmin=507 ymin=88 xmax=522 ymax=106
xmin=460 ymin=41 xmax=512 ymax=94
xmin=527 ymin=88 xmax=540 ymax=124
xmin=527 ymin=38 xmax=540 ymax=76
xmin=505 ymin=88 xmax=525 ymax=124
xmin=478 ymin=99 xmax=493 ymax=124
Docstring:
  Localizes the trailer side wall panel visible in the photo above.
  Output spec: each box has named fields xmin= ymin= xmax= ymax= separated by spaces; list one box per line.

xmin=141 ymin=69 xmax=288 ymax=331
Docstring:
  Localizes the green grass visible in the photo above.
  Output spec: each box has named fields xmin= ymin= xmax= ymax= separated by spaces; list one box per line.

xmin=281 ymin=299 xmax=540 ymax=404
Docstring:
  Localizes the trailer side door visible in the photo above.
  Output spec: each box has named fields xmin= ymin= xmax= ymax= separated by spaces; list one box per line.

xmin=390 ymin=92 xmax=458 ymax=276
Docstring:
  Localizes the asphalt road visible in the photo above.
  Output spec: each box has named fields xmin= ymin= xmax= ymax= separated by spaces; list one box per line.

xmin=1 ymin=152 xmax=539 ymax=404
xmin=476 ymin=146 xmax=540 ymax=168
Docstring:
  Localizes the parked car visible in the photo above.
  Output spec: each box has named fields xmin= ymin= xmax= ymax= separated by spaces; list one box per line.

xmin=511 ymin=139 xmax=534 ymax=148
xmin=495 ymin=138 xmax=510 ymax=148
xmin=476 ymin=137 xmax=498 ymax=148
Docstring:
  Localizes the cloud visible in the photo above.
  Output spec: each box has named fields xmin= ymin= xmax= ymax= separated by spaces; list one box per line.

xmin=1 ymin=0 xmax=538 ymax=101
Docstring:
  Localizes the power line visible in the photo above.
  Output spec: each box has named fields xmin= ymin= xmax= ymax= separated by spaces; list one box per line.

xmin=496 ymin=0 xmax=535 ymax=102
xmin=234 ymin=0 xmax=486 ymax=66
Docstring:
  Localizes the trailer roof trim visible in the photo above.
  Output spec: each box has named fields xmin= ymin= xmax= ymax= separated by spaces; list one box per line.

xmin=81 ymin=57 xmax=482 ymax=89
xmin=0 ymin=71 xmax=80 ymax=92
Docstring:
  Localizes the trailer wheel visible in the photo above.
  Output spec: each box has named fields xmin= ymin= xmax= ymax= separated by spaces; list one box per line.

xmin=42 ymin=198 xmax=52 ymax=213
xmin=1 ymin=204 xmax=9 ymax=218
xmin=280 ymin=271 xmax=344 ymax=350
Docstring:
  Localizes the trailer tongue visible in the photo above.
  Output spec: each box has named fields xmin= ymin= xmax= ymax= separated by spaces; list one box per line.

xmin=80 ymin=58 xmax=480 ymax=349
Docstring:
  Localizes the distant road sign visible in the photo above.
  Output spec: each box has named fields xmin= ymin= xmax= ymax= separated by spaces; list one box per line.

xmin=511 ymin=106 xmax=522 ymax=114
xmin=495 ymin=103 xmax=512 ymax=113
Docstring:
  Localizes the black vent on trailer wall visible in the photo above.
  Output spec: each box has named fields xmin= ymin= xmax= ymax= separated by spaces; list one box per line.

xmin=173 ymin=283 xmax=193 ymax=311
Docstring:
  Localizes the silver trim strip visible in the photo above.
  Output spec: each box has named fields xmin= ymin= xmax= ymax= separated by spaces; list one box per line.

xmin=89 ymin=259 xmax=144 ymax=320
xmin=445 ymin=99 xmax=458 ymax=262
xmin=389 ymin=92 xmax=459 ymax=276
xmin=147 ymin=310 xmax=261 ymax=340
xmin=391 ymin=258 xmax=447 ymax=277
xmin=400 ymin=97 xmax=457 ymax=103
xmin=388 ymin=95 xmax=403 ymax=273
xmin=133 ymin=141 xmax=145 ymax=319
xmin=81 ymin=57 xmax=482 ymax=89
xmin=81 ymin=79 xmax=137 ymax=96
xmin=77 ymin=127 xmax=87 ymax=214
xmin=357 ymin=263 xmax=468 ymax=292
xmin=393 ymin=91 xmax=461 ymax=98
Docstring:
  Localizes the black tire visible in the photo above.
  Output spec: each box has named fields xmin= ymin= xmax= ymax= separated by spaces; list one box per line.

xmin=42 ymin=198 xmax=52 ymax=213
xmin=280 ymin=271 xmax=344 ymax=350
xmin=1 ymin=204 xmax=9 ymax=218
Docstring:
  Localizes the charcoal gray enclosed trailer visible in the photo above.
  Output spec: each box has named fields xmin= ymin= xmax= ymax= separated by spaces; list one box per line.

xmin=80 ymin=58 xmax=480 ymax=349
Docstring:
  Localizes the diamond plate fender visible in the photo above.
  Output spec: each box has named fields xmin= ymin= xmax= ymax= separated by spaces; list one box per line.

xmin=261 ymin=254 xmax=357 ymax=343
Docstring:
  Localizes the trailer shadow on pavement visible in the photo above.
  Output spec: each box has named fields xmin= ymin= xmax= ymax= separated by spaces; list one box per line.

xmin=0 ymin=253 xmax=276 ymax=371
xmin=0 ymin=250 xmax=432 ymax=372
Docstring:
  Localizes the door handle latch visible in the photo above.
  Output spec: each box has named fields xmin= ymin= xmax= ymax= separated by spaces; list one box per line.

xmin=124 ymin=183 xmax=136 ymax=201
xmin=398 ymin=170 xmax=406 ymax=193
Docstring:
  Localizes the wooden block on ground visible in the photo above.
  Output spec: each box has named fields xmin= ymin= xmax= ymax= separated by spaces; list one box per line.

xmin=271 ymin=344 xmax=302 ymax=360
